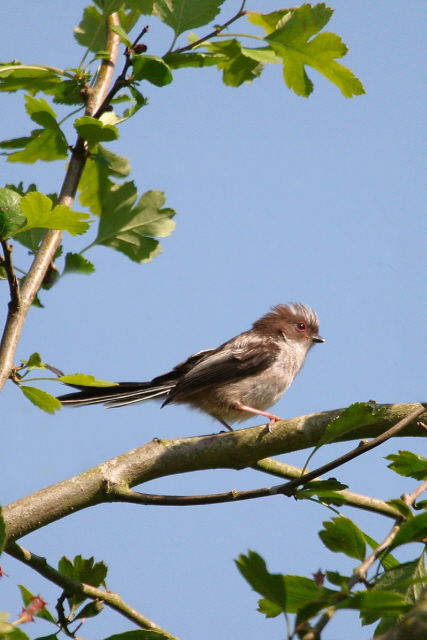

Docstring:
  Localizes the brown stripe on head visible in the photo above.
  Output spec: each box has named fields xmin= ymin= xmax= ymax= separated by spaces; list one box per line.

xmin=253 ymin=303 xmax=320 ymax=335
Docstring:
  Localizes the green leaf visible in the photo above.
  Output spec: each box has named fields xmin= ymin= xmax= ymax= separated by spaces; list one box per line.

xmin=14 ymin=228 xmax=46 ymax=252
xmin=78 ymin=147 xmax=131 ymax=216
xmin=15 ymin=192 xmax=90 ymax=236
xmin=319 ymin=402 xmax=383 ymax=447
xmin=235 ymin=550 xmax=334 ymax=614
xmin=104 ymin=631 xmax=174 ymax=640
xmin=89 ymin=187 xmax=176 ymax=263
xmin=164 ymin=51 xmax=221 ymax=69
xmin=17 ymin=585 xmax=55 ymax=623
xmin=110 ymin=24 xmax=132 ymax=47
xmin=154 ymin=0 xmax=225 ymax=37
xmin=325 ymin=571 xmax=350 ymax=590
xmin=207 ymin=40 xmax=263 ymax=86
xmin=374 ymin=557 xmax=427 ymax=607
xmin=24 ymin=95 xmax=58 ymax=129
xmin=386 ymin=450 xmax=427 ymax=480
xmin=64 ymin=253 xmax=95 ymax=275
xmin=319 ymin=516 xmax=366 ymax=560
xmin=124 ymin=0 xmax=154 ymax=13
xmin=264 ymin=3 xmax=365 ymax=97
xmin=386 ymin=498 xmax=414 ymax=519
xmin=0 ymin=63 xmax=62 ymax=94
xmin=390 ymin=513 xmax=427 ymax=550
xmin=131 ymin=56 xmax=173 ymax=86
xmin=74 ymin=600 xmax=104 ymax=620
xmin=74 ymin=116 xmax=119 ymax=145
xmin=58 ymin=374 xmax=117 ymax=387
xmin=0 ymin=506 xmax=6 ymax=554
xmin=0 ymin=188 xmax=26 ymax=238
xmin=58 ymin=555 xmax=107 ymax=609
xmin=22 ymin=352 xmax=45 ymax=370
xmin=257 ymin=598 xmax=283 ymax=618
xmin=247 ymin=9 xmax=293 ymax=35
xmin=6 ymin=128 xmax=68 ymax=163
xmin=74 ymin=6 xmax=106 ymax=53
xmin=296 ymin=478 xmax=348 ymax=506
xmin=363 ymin=532 xmax=399 ymax=570
xmin=20 ymin=386 xmax=62 ymax=414
xmin=121 ymin=86 xmax=148 ymax=120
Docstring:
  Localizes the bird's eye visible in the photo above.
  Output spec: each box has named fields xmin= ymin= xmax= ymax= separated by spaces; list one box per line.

xmin=296 ymin=322 xmax=306 ymax=332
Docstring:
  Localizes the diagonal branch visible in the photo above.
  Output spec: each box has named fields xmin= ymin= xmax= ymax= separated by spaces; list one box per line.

xmin=6 ymin=542 xmax=179 ymax=640
xmin=0 ymin=13 xmax=121 ymax=391
xmin=0 ymin=240 xmax=20 ymax=311
xmin=3 ymin=403 xmax=426 ymax=544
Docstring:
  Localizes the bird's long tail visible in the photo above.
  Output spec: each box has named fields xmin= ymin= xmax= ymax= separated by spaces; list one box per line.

xmin=57 ymin=381 xmax=174 ymax=408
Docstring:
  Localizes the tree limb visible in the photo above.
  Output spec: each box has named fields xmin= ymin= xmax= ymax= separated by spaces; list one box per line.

xmin=3 ymin=403 xmax=426 ymax=543
xmin=0 ymin=13 xmax=121 ymax=390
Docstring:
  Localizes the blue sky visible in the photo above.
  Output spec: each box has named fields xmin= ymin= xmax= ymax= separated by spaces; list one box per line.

xmin=1 ymin=1 xmax=426 ymax=638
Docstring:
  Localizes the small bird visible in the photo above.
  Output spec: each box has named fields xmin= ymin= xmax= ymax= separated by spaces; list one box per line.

xmin=58 ymin=303 xmax=324 ymax=430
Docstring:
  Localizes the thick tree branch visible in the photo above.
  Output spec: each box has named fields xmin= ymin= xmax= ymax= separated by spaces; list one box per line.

xmin=6 ymin=542 xmax=179 ymax=639
xmin=3 ymin=403 xmax=426 ymax=543
xmin=0 ymin=14 xmax=121 ymax=390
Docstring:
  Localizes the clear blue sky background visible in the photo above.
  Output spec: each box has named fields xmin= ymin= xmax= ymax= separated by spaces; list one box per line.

xmin=1 ymin=1 xmax=426 ymax=638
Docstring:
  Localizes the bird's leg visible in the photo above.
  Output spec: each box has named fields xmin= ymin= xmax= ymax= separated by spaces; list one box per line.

xmin=232 ymin=401 xmax=283 ymax=432
xmin=216 ymin=417 xmax=234 ymax=432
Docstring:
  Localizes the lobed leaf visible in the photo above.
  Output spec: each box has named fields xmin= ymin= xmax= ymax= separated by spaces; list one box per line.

xmin=6 ymin=128 xmax=68 ymax=163
xmin=319 ymin=516 xmax=366 ymax=560
xmin=89 ymin=187 xmax=176 ymax=263
xmin=386 ymin=450 xmax=427 ymax=480
xmin=64 ymin=252 xmax=95 ymax=275
xmin=0 ymin=63 xmax=62 ymax=95
xmin=14 ymin=192 xmax=90 ymax=236
xmin=235 ymin=550 xmax=334 ymax=615
xmin=154 ymin=0 xmax=225 ymax=37
xmin=264 ymin=3 xmax=365 ymax=97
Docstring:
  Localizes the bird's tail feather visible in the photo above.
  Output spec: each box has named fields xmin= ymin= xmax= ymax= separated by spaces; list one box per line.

xmin=57 ymin=381 xmax=173 ymax=408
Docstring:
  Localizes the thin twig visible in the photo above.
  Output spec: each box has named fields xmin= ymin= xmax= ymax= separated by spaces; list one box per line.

xmin=6 ymin=542 xmax=179 ymax=640
xmin=0 ymin=240 xmax=20 ymax=310
xmin=170 ymin=2 xmax=247 ymax=55
xmin=351 ymin=479 xmax=427 ymax=587
xmin=0 ymin=14 xmax=121 ymax=390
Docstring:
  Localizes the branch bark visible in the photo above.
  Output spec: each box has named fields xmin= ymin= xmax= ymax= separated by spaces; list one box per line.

xmin=0 ymin=13 xmax=121 ymax=390
xmin=3 ymin=403 xmax=426 ymax=544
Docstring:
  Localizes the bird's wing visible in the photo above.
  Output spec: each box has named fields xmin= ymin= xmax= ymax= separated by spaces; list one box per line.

xmin=163 ymin=335 xmax=278 ymax=404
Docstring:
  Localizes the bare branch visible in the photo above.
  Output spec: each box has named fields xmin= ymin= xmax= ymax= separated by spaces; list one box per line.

xmin=6 ymin=542 xmax=179 ymax=639
xmin=3 ymin=403 xmax=426 ymax=543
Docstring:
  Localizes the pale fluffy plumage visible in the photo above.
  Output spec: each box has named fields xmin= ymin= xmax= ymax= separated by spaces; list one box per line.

xmin=58 ymin=303 xmax=324 ymax=428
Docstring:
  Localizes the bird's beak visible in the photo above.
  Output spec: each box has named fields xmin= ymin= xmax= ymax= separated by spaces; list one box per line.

xmin=312 ymin=335 xmax=325 ymax=343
